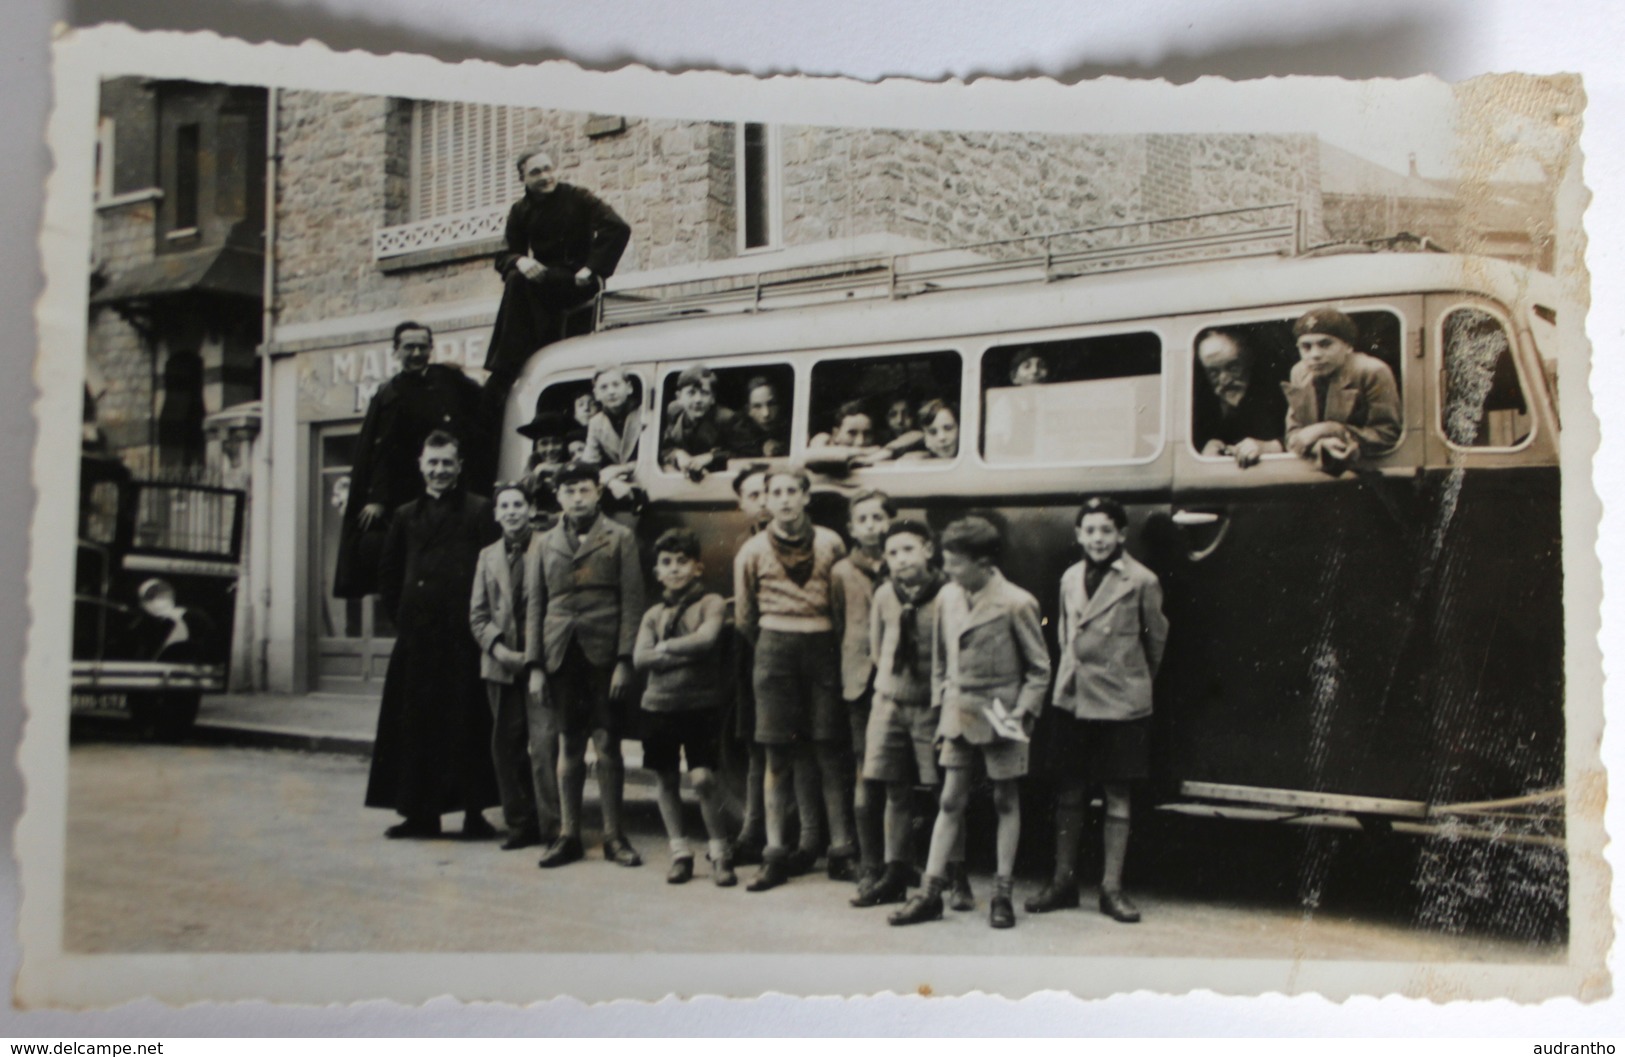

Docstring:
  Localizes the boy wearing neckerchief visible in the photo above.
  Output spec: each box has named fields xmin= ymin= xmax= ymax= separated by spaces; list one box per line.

xmin=1028 ymin=495 xmax=1169 ymax=924
xmin=850 ymin=520 xmax=973 ymax=911
xmin=733 ymin=467 xmax=854 ymax=891
xmin=633 ymin=528 xmax=736 ymax=887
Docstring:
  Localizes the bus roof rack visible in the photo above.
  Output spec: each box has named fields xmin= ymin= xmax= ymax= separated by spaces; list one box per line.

xmin=599 ymin=202 xmax=1308 ymax=330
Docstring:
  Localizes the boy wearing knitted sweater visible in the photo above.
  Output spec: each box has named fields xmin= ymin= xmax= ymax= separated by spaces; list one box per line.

xmin=634 ymin=528 xmax=736 ymax=887
xmin=734 ymin=467 xmax=854 ymax=890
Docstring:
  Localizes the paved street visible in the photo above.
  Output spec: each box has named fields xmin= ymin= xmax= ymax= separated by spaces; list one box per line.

xmin=63 ymin=740 xmax=1566 ymax=964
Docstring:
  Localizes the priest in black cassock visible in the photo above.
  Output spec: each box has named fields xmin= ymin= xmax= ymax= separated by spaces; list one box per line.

xmin=333 ymin=321 xmax=487 ymax=599
xmin=480 ymin=148 xmax=631 ymax=422
xmin=364 ymin=430 xmax=502 ymax=839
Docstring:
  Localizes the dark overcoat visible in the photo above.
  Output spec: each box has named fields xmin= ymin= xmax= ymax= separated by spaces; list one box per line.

xmin=364 ymin=488 xmax=502 ymax=818
xmin=332 ymin=364 xmax=486 ymax=599
xmin=482 ymin=185 xmax=631 ymax=395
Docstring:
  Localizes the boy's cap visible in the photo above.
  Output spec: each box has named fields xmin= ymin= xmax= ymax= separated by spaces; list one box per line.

xmin=517 ymin=409 xmax=570 ymax=440
xmin=553 ymin=461 xmax=601 ymax=488
xmin=675 ymin=365 xmax=714 ymax=391
xmin=1292 ymin=307 xmax=1358 ymax=345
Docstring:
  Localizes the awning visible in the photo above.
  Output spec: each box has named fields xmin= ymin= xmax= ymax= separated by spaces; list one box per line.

xmin=91 ymin=244 xmax=263 ymax=305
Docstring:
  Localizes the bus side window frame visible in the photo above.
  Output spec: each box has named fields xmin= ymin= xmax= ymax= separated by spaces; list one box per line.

xmin=974 ymin=325 xmax=1170 ymax=471
xmin=1432 ymin=299 xmax=1539 ymax=457
xmin=1182 ymin=301 xmax=1416 ymax=470
xmin=803 ymin=343 xmax=967 ymax=473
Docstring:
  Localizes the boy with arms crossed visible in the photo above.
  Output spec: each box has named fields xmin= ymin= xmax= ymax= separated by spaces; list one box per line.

xmin=735 ymin=467 xmax=855 ymax=890
xmin=890 ymin=517 xmax=1050 ymax=929
xmin=634 ymin=528 xmax=737 ymax=886
xmin=1027 ymin=496 xmax=1168 ymax=923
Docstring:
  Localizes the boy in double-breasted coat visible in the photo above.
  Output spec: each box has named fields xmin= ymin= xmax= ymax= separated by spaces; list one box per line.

xmin=1028 ymin=496 xmax=1169 ymax=924
xmin=528 ymin=461 xmax=646 ymax=870
xmin=889 ymin=516 xmax=1050 ymax=930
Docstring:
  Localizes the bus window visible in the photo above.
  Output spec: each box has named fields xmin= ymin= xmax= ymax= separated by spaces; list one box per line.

xmin=983 ymin=332 xmax=1161 ymax=465
xmin=808 ymin=350 xmax=962 ymax=464
xmin=1442 ymin=307 xmax=1531 ymax=449
xmin=1190 ymin=309 xmax=1404 ymax=461
xmin=525 ymin=374 xmax=644 ymax=464
xmin=658 ymin=362 xmax=795 ymax=476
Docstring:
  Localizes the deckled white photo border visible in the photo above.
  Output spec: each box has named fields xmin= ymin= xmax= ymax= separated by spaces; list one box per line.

xmin=19 ymin=22 xmax=1605 ymax=1008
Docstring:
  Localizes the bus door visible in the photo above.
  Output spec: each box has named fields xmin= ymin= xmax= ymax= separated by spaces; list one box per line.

xmin=1164 ymin=300 xmax=1435 ymax=810
xmin=1407 ymin=296 xmax=1563 ymax=814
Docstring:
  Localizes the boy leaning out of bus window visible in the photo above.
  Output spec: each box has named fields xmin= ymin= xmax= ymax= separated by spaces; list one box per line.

xmin=1282 ymin=306 xmax=1401 ymax=475
xmin=1028 ymin=496 xmax=1168 ymax=924
xmin=890 ymin=516 xmax=1050 ymax=930
xmin=660 ymin=365 xmax=751 ymax=482
xmin=633 ymin=527 xmax=737 ymax=887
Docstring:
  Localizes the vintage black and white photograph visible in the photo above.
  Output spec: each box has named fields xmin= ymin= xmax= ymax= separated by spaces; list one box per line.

xmin=17 ymin=24 xmax=1602 ymax=1007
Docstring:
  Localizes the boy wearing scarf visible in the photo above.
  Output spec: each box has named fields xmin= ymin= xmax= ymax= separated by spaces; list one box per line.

xmin=851 ymin=520 xmax=971 ymax=910
xmin=634 ymin=528 xmax=736 ymax=886
xmin=734 ymin=467 xmax=854 ymax=891
xmin=1028 ymin=496 xmax=1168 ymax=923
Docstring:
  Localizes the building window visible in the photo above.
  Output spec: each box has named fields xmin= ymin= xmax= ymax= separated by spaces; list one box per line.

xmin=412 ymin=101 xmax=526 ymax=221
xmin=374 ymin=101 xmax=528 ymax=260
xmin=738 ymin=122 xmax=781 ymax=252
xmin=172 ymin=123 xmax=200 ymax=233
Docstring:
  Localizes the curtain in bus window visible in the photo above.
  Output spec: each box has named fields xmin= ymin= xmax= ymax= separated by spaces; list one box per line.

xmin=982 ymin=332 xmax=1161 ymax=465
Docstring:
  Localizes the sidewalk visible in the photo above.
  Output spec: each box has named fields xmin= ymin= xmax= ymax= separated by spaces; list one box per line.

xmin=193 ymin=691 xmax=377 ymax=757
xmin=193 ymin=689 xmax=649 ymax=772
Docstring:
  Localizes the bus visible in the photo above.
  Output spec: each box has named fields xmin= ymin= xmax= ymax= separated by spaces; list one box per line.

xmin=500 ymin=206 xmax=1566 ymax=857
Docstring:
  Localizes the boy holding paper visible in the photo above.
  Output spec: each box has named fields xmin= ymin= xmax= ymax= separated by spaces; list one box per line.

xmin=888 ymin=516 xmax=1050 ymax=930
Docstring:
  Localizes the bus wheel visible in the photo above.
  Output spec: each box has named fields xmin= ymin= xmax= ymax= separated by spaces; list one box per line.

xmin=128 ymin=690 xmax=201 ymax=742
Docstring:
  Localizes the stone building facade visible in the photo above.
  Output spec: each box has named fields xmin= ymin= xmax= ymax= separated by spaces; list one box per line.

xmin=260 ymin=94 xmax=1337 ymax=694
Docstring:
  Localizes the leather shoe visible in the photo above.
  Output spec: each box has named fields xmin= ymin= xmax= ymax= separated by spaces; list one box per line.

xmin=785 ymin=847 xmax=820 ymax=877
xmin=730 ymin=837 xmax=765 ymax=867
xmin=459 ymin=814 xmax=498 ymax=840
xmin=537 ymin=834 xmax=584 ymax=869
xmin=710 ymin=855 xmax=738 ymax=888
xmin=500 ymin=827 xmax=543 ymax=851
xmin=887 ymin=890 xmax=944 ymax=926
xmin=948 ymin=862 xmax=975 ymax=912
xmin=850 ymin=863 xmax=910 ymax=908
xmin=826 ymin=850 xmax=859 ymax=882
xmin=746 ymin=857 xmax=790 ymax=892
xmin=1099 ymin=888 xmax=1141 ymax=923
xmin=666 ymin=855 xmax=694 ymax=885
xmin=604 ymin=835 xmax=643 ymax=867
xmin=1025 ymin=878 xmax=1081 ymax=913
xmin=384 ymin=817 xmax=441 ymax=839
xmin=990 ymin=893 xmax=1016 ymax=929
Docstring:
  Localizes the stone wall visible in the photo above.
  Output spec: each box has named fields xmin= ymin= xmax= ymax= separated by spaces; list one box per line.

xmin=274 ymin=94 xmax=738 ymax=328
xmin=273 ymin=93 xmax=1332 ymax=330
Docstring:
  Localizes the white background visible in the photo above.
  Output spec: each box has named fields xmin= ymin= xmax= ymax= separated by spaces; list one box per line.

xmin=2 ymin=0 xmax=1621 ymax=1037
